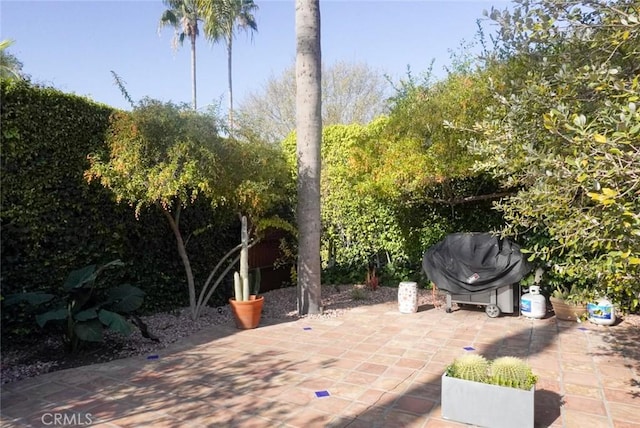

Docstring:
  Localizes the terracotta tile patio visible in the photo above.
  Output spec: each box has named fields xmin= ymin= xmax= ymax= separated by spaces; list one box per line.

xmin=1 ymin=298 xmax=638 ymax=427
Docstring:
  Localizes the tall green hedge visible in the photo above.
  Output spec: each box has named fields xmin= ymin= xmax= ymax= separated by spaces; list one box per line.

xmin=1 ymin=81 xmax=237 ymax=331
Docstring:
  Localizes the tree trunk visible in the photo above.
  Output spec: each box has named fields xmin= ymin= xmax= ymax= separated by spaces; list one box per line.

xmin=227 ymin=37 xmax=234 ymax=135
xmin=161 ymin=205 xmax=197 ymax=320
xmin=295 ymin=0 xmax=322 ymax=315
xmin=191 ymin=34 xmax=197 ymax=111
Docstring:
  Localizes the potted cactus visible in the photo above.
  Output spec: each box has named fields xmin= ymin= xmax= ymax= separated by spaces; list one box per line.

xmin=229 ymin=216 xmax=264 ymax=329
xmin=441 ymin=354 xmax=537 ymax=428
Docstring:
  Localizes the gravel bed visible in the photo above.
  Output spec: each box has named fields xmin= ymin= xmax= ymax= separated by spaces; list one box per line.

xmin=1 ymin=284 xmax=438 ymax=384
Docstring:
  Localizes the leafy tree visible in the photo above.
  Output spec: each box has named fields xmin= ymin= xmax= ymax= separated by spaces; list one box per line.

xmin=295 ymin=0 xmax=322 ymax=315
xmin=86 ymin=99 xmax=291 ymax=319
xmin=159 ymin=0 xmax=205 ymax=110
xmin=316 ymin=121 xmax=409 ymax=270
xmin=282 ymin=115 xmax=504 ymax=286
xmin=0 ymin=39 xmax=24 ymax=81
xmin=237 ymin=61 xmax=390 ymax=143
xmin=200 ymin=0 xmax=258 ymax=133
xmin=469 ymin=0 xmax=640 ymax=310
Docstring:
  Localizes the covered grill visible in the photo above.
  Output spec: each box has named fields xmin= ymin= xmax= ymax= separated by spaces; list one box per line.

xmin=423 ymin=233 xmax=531 ymax=317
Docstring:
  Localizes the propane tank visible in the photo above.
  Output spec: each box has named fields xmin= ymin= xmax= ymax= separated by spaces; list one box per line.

xmin=521 ymin=285 xmax=546 ymax=319
xmin=587 ymin=298 xmax=616 ymax=326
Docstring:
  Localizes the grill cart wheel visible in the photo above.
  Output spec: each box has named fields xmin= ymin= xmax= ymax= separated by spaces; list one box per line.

xmin=485 ymin=304 xmax=501 ymax=318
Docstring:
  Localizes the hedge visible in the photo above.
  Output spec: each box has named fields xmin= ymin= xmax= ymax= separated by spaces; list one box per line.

xmin=1 ymin=81 xmax=237 ymax=338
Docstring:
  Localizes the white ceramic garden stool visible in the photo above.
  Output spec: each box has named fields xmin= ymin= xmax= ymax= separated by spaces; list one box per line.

xmin=398 ymin=281 xmax=418 ymax=313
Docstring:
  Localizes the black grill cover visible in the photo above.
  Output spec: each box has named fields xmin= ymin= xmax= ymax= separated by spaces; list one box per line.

xmin=422 ymin=233 xmax=531 ymax=294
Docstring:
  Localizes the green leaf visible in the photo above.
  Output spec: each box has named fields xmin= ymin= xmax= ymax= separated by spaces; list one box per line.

xmin=74 ymin=308 xmax=98 ymax=321
xmin=74 ymin=319 xmax=103 ymax=342
xmin=36 ymin=308 xmax=68 ymax=328
xmin=107 ymin=284 xmax=145 ymax=313
xmin=63 ymin=264 xmax=97 ymax=290
xmin=593 ymin=133 xmax=606 ymax=143
xmin=3 ymin=292 xmax=54 ymax=306
xmin=98 ymin=309 xmax=133 ymax=336
xmin=573 ymin=114 xmax=586 ymax=127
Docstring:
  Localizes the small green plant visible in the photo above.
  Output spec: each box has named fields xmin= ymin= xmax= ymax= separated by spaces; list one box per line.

xmin=350 ymin=286 xmax=368 ymax=301
xmin=551 ymin=283 xmax=594 ymax=305
xmin=446 ymin=355 xmax=537 ymax=390
xmin=4 ymin=260 xmax=145 ymax=353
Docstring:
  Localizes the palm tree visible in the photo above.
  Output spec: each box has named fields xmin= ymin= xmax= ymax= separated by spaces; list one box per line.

xmin=159 ymin=0 xmax=202 ymax=110
xmin=202 ymin=0 xmax=258 ymax=134
xmin=295 ymin=0 xmax=322 ymax=315
xmin=0 ymin=39 xmax=24 ymax=81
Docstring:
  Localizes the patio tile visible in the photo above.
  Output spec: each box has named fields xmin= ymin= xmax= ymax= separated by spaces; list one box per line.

xmin=596 ymin=364 xmax=636 ymax=379
xmin=275 ymin=386 xmax=314 ymax=406
xmin=330 ymin=382 xmax=368 ymax=400
xmin=608 ymin=402 xmax=640 ymax=424
xmin=383 ymin=365 xmax=418 ymax=380
xmin=612 ymin=422 xmax=640 ymax=428
xmin=561 ymin=395 xmax=607 ymax=416
xmin=343 ymin=371 xmax=379 ymax=385
xmin=424 ymin=419 xmax=467 ymax=427
xmin=392 ymin=395 xmax=436 ymax=415
xmin=563 ymin=410 xmax=611 ymax=428
xmin=379 ymin=409 xmax=427 ymax=427
xmin=372 ymin=376 xmax=413 ymax=392
xmin=107 ymin=410 xmax=183 ymax=427
xmin=2 ymin=298 xmax=638 ymax=428
xmin=355 ymin=362 xmax=388 ymax=375
xmin=367 ymin=354 xmax=400 ymax=366
xmin=317 ymin=346 xmax=347 ymax=357
xmin=396 ymin=357 xmax=427 ymax=370
xmin=563 ymin=383 xmax=602 ymax=399
xmin=282 ymin=406 xmax=334 ymax=427
xmin=561 ymin=360 xmax=595 ymax=372
xmin=603 ymin=387 xmax=640 ymax=405
xmin=356 ymin=388 xmax=387 ymax=405
xmin=342 ymin=350 xmax=372 ymax=361
xmin=326 ymin=417 xmax=372 ymax=428
xmin=562 ymin=371 xmax=602 ymax=387
xmin=0 ymin=397 xmax=51 ymax=419
xmin=309 ymin=395 xmax=352 ymax=414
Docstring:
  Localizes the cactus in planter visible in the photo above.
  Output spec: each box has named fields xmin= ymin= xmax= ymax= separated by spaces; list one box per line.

xmin=229 ymin=216 xmax=265 ymax=329
xmin=447 ymin=354 xmax=489 ymax=383
xmin=442 ymin=355 xmax=536 ymax=427
xmin=233 ymin=216 xmax=251 ymax=301
xmin=490 ymin=357 xmax=537 ymax=390
xmin=446 ymin=355 xmax=537 ymax=390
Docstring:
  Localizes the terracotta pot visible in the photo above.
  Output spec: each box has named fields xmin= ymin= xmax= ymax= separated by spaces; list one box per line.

xmin=229 ymin=295 xmax=264 ymax=329
xmin=549 ymin=296 xmax=587 ymax=321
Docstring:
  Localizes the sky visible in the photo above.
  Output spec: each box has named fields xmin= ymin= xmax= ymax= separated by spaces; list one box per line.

xmin=1 ymin=0 xmax=510 ymax=112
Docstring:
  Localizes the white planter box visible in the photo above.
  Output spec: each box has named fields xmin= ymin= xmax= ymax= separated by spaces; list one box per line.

xmin=441 ymin=373 xmax=534 ymax=428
